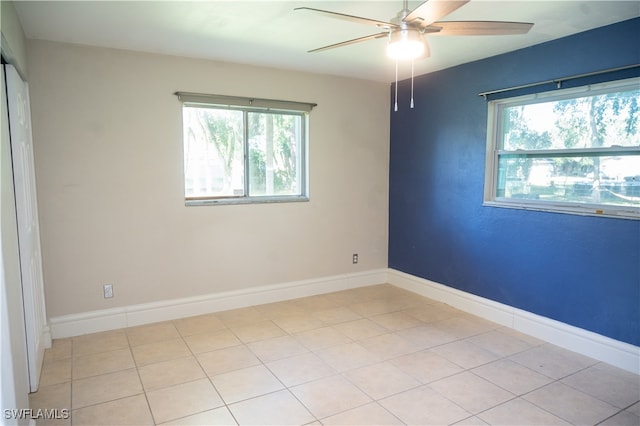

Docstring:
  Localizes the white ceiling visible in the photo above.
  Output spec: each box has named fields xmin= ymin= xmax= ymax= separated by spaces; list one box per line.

xmin=14 ymin=0 xmax=640 ymax=83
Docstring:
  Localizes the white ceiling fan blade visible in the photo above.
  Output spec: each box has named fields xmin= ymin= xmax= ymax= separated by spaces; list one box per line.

xmin=426 ymin=21 xmax=534 ymax=36
xmin=405 ymin=0 xmax=469 ymax=27
xmin=295 ymin=7 xmax=397 ymax=29
xmin=308 ymin=32 xmax=389 ymax=53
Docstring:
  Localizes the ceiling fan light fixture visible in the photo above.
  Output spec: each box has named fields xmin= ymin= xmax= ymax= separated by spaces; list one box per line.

xmin=386 ymin=28 xmax=425 ymax=60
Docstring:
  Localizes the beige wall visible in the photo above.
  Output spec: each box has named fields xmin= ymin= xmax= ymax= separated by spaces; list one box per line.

xmin=27 ymin=40 xmax=390 ymax=318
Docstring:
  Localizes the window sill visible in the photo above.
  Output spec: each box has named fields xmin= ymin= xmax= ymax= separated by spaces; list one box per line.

xmin=186 ymin=195 xmax=309 ymax=207
xmin=483 ymin=199 xmax=639 ymax=220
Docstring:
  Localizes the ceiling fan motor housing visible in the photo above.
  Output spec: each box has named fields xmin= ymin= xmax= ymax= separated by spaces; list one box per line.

xmin=387 ymin=26 xmax=427 ymax=60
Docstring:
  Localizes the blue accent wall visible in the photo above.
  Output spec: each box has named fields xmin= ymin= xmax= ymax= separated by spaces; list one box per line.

xmin=389 ymin=18 xmax=640 ymax=346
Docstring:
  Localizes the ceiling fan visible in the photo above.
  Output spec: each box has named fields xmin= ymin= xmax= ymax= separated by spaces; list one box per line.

xmin=295 ymin=0 xmax=534 ymax=60
xmin=296 ymin=0 xmax=533 ymax=110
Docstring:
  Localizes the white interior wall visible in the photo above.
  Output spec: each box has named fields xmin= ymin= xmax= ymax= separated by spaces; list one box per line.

xmin=26 ymin=40 xmax=390 ymax=319
xmin=0 ymin=0 xmax=28 ymax=79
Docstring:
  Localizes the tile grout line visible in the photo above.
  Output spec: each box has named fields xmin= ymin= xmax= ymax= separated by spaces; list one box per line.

xmin=171 ymin=319 xmax=237 ymax=426
xmin=594 ymin=400 xmax=640 ymax=426
xmin=128 ymin=327 xmax=158 ymax=426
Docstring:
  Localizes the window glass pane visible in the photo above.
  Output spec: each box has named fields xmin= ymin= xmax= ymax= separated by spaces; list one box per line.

xmin=247 ymin=112 xmax=302 ymax=196
xmin=497 ymin=154 xmax=640 ymax=207
xmin=501 ymin=88 xmax=640 ymax=151
xmin=183 ymin=107 xmax=244 ymax=198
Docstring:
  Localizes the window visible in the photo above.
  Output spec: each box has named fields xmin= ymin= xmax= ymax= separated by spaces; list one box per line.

xmin=176 ymin=93 xmax=315 ymax=205
xmin=484 ymin=77 xmax=639 ymax=219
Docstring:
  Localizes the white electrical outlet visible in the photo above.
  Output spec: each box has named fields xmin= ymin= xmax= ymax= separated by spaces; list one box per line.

xmin=103 ymin=284 xmax=113 ymax=299
xmin=352 ymin=253 xmax=359 ymax=264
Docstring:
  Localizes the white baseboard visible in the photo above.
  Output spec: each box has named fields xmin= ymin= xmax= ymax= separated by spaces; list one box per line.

xmin=48 ymin=267 xmax=639 ymax=375
xmin=388 ymin=268 xmax=640 ymax=375
xmin=49 ymin=269 xmax=388 ymax=339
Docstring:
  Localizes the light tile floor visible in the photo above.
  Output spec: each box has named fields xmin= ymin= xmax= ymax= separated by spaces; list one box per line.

xmin=31 ymin=284 xmax=640 ymax=425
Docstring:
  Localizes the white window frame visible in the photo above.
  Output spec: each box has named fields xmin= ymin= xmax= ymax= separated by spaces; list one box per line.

xmin=484 ymin=77 xmax=640 ymax=220
xmin=176 ymin=92 xmax=314 ymax=206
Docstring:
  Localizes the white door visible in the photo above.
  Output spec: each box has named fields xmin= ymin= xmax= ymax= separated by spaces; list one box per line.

xmin=4 ymin=64 xmax=48 ymax=392
xmin=1 ymin=62 xmax=29 ymax=424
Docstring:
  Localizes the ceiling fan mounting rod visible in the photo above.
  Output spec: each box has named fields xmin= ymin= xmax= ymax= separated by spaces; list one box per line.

xmin=396 ymin=0 xmax=412 ymax=24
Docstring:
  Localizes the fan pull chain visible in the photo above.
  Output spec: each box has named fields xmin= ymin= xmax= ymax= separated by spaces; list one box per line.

xmin=394 ymin=60 xmax=417 ymax=111
xmin=394 ymin=58 xmax=399 ymax=112
xmin=410 ymin=59 xmax=415 ymax=109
